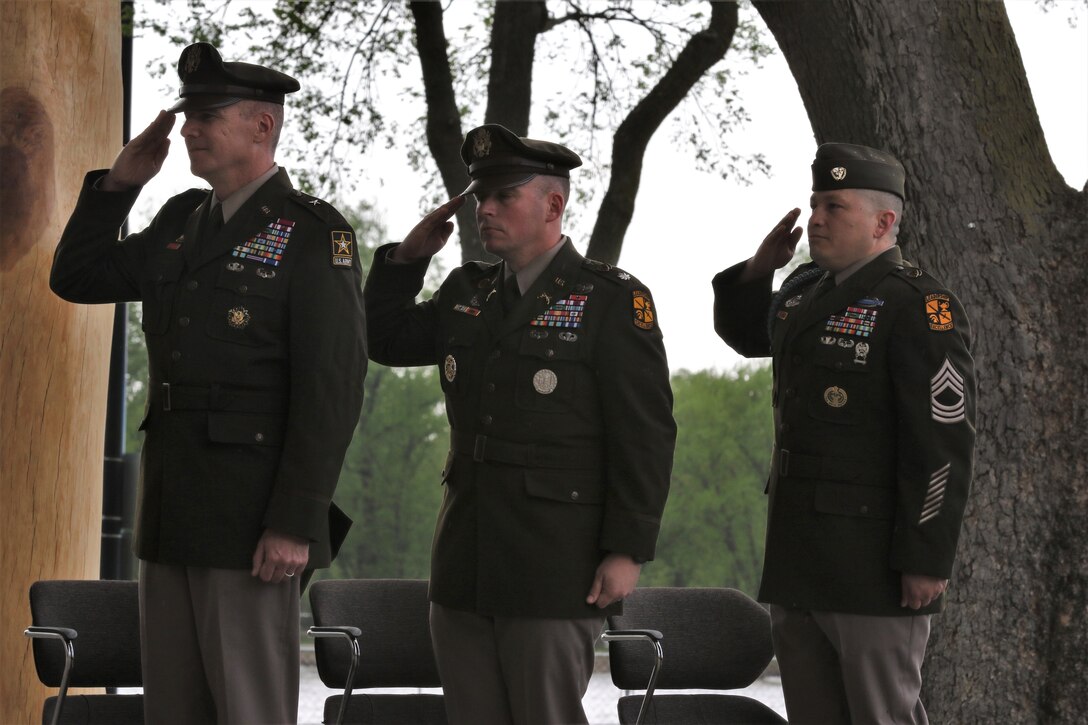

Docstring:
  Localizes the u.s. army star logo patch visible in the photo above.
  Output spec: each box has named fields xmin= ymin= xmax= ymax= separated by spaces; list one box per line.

xmin=331 ymin=230 xmax=354 ymax=268
xmin=632 ymin=290 xmax=656 ymax=330
xmin=925 ymin=293 xmax=954 ymax=331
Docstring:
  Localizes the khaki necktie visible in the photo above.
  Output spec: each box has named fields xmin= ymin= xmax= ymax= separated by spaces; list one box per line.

xmin=503 ymin=275 xmax=521 ymax=314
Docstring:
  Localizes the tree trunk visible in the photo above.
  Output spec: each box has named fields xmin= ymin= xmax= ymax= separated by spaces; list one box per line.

xmin=408 ymin=1 xmax=486 ymax=262
xmin=754 ymin=1 xmax=1087 ymax=722
xmin=0 ymin=1 xmax=122 ymax=721
xmin=586 ymin=1 xmax=737 ymax=264
xmin=484 ymin=0 xmax=547 ymax=135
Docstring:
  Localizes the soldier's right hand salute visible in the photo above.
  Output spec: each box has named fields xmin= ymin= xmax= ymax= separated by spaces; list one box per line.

xmin=100 ymin=109 xmax=175 ymax=192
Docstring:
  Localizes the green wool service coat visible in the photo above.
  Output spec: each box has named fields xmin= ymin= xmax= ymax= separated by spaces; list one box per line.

xmin=50 ymin=169 xmax=365 ymax=570
xmin=364 ymin=238 xmax=676 ymax=619
xmin=713 ymin=246 xmax=976 ymax=616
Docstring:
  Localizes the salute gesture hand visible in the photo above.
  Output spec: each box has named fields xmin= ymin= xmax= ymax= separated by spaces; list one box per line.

xmin=390 ymin=196 xmax=466 ymax=263
xmin=100 ymin=110 xmax=176 ymax=192
xmin=742 ymin=208 xmax=803 ymax=282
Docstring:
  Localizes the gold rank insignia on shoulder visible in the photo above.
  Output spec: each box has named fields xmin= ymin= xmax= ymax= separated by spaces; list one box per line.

xmin=331 ymin=230 xmax=354 ymax=268
xmin=925 ymin=293 xmax=954 ymax=331
xmin=632 ymin=290 xmax=656 ymax=330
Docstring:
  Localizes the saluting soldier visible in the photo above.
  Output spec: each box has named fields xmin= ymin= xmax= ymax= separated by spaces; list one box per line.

xmin=712 ymin=143 xmax=976 ymax=725
xmin=364 ymin=124 xmax=676 ymax=725
xmin=50 ymin=43 xmax=365 ymax=724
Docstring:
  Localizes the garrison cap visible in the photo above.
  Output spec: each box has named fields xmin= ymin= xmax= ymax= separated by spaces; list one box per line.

xmin=812 ymin=142 xmax=905 ymax=200
xmin=461 ymin=124 xmax=582 ymax=194
xmin=167 ymin=42 xmax=300 ymax=113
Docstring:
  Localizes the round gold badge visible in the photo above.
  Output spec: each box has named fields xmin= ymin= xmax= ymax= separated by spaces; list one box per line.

xmin=227 ymin=307 xmax=251 ymax=329
xmin=444 ymin=354 xmax=457 ymax=383
xmin=824 ymin=386 xmax=848 ymax=408
xmin=532 ymin=369 xmax=558 ymax=395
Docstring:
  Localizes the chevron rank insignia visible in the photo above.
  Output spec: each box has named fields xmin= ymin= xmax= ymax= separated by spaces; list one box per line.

xmin=331 ymin=230 xmax=354 ymax=268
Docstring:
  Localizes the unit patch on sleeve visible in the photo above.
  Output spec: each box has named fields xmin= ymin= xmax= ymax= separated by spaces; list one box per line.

xmin=632 ymin=290 xmax=656 ymax=330
xmin=925 ymin=293 xmax=954 ymax=331
xmin=331 ymin=230 xmax=354 ymax=268
xmin=233 ymin=218 xmax=295 ymax=266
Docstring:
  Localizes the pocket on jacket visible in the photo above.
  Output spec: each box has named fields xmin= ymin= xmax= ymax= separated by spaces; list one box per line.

xmin=813 ymin=481 xmax=894 ymax=519
xmin=524 ymin=470 xmax=604 ymax=505
xmin=205 ymin=266 xmax=283 ymax=347
xmin=141 ymin=254 xmax=185 ymax=334
xmin=806 ymin=351 xmax=871 ymax=425
xmin=208 ymin=411 xmax=285 ymax=447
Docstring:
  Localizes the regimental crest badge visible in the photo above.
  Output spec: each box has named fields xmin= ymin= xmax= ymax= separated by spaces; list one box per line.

xmin=473 ymin=128 xmax=492 ymax=158
xmin=925 ymin=293 xmax=954 ymax=331
xmin=632 ymin=290 xmax=656 ymax=330
xmin=823 ymin=386 xmax=848 ymax=408
xmin=183 ymin=45 xmax=201 ymax=74
xmin=830 ymin=166 xmax=847 ymax=181
xmin=331 ymin=230 xmax=354 ymax=268
xmin=444 ymin=354 xmax=457 ymax=383
xmin=227 ymin=306 xmax=251 ymax=329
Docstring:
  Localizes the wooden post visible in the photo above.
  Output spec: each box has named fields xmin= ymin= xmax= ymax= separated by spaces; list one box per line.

xmin=0 ymin=1 xmax=122 ymax=721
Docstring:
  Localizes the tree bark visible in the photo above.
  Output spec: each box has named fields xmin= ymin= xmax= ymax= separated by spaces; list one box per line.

xmin=754 ymin=1 xmax=1087 ymax=722
xmin=586 ymin=1 xmax=738 ymax=264
xmin=408 ymin=1 xmax=485 ymax=262
xmin=0 ymin=1 xmax=122 ymax=721
xmin=484 ymin=0 xmax=548 ymax=135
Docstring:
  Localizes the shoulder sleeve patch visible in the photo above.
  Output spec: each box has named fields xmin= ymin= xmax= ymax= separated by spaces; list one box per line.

xmin=925 ymin=293 xmax=954 ymax=331
xmin=632 ymin=289 xmax=657 ymax=330
xmin=330 ymin=230 xmax=354 ymax=268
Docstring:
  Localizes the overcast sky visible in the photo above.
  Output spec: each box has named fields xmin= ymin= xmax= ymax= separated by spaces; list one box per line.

xmin=128 ymin=1 xmax=1087 ymax=373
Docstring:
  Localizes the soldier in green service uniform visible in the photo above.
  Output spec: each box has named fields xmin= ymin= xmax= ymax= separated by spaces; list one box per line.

xmin=364 ymin=124 xmax=676 ymax=725
xmin=713 ymin=143 xmax=976 ymax=725
xmin=50 ymin=43 xmax=365 ymax=724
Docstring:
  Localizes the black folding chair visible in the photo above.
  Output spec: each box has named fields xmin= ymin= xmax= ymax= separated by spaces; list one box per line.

xmin=25 ymin=579 xmax=143 ymax=725
xmin=307 ymin=579 xmax=446 ymax=725
xmin=603 ymin=587 xmax=786 ymax=724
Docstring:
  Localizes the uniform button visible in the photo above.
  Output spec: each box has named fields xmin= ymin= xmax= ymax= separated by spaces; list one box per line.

xmin=186 ymin=280 xmax=199 ymax=291
xmin=239 ymin=284 xmax=248 ymax=294
xmin=785 ymin=387 xmax=794 ymax=397
xmin=254 ymin=432 xmax=265 ymax=443
xmin=178 ymin=316 xmax=190 ymax=327
xmin=859 ymin=505 xmax=869 ymax=514
xmin=155 ymin=273 xmax=164 ymax=282
xmin=481 ymin=415 xmax=493 ymax=426
xmin=489 ymin=350 xmax=501 ymax=361
xmin=570 ymin=491 xmax=579 ymax=501
xmin=545 ymin=349 xmax=556 ymax=359
xmin=835 ymin=362 xmax=844 ymax=369
xmin=486 ymin=383 xmax=496 ymax=393
xmin=170 ymin=350 xmax=182 ymax=361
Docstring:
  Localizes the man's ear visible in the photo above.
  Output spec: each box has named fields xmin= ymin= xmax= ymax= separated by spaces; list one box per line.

xmin=874 ymin=208 xmax=897 ymax=240
xmin=545 ymin=190 xmax=565 ymax=222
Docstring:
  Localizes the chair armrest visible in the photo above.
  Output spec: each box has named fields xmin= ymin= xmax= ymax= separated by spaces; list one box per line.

xmin=601 ymin=629 xmax=664 ymax=725
xmin=306 ymin=626 xmax=362 ymax=725
xmin=25 ymin=627 xmax=77 ymax=725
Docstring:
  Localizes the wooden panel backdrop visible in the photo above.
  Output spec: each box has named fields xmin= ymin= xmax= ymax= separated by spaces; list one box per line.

xmin=1 ymin=1 xmax=122 ymax=721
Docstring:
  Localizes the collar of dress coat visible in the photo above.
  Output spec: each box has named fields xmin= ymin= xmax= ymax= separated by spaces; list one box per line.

xmin=212 ymin=163 xmax=279 ymax=223
xmin=503 ymin=235 xmax=569 ymax=295
xmin=834 ymin=244 xmax=899 ymax=285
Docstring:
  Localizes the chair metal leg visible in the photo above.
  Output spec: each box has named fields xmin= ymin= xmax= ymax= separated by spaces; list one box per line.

xmin=601 ymin=629 xmax=664 ymax=725
xmin=308 ymin=625 xmax=363 ymax=725
xmin=25 ymin=627 xmax=78 ymax=725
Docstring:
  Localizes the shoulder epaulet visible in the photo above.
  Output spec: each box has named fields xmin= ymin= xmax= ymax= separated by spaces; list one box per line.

xmin=287 ymin=189 xmax=347 ymax=225
xmin=582 ymin=257 xmax=638 ymax=286
xmin=890 ymin=262 xmax=942 ymax=293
